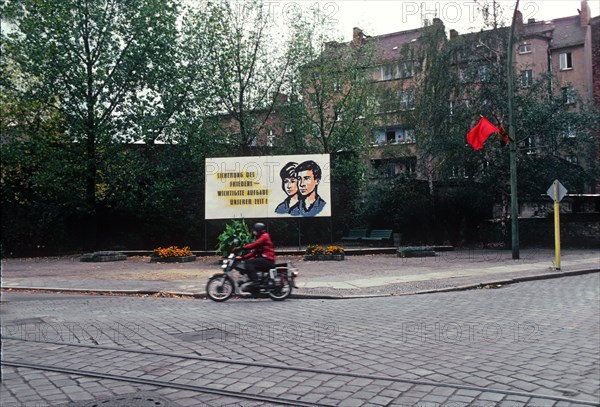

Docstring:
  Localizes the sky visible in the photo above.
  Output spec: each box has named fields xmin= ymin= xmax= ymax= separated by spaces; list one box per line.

xmin=271 ymin=0 xmax=600 ymax=40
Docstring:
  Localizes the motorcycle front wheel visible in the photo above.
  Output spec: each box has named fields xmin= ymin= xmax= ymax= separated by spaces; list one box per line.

xmin=268 ymin=276 xmax=292 ymax=301
xmin=206 ymin=274 xmax=234 ymax=302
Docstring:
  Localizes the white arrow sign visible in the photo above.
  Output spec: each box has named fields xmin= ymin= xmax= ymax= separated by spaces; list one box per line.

xmin=547 ymin=180 xmax=567 ymax=202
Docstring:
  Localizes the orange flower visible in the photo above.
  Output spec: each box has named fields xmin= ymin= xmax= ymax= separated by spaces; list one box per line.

xmin=153 ymin=246 xmax=192 ymax=258
xmin=305 ymin=244 xmax=344 ymax=256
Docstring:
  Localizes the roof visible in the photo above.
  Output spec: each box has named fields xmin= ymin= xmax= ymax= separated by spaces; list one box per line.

xmin=367 ymin=27 xmax=426 ymax=60
xmin=520 ymin=15 xmax=588 ymax=50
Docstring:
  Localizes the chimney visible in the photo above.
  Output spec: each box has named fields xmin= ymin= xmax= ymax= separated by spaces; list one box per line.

xmin=514 ymin=10 xmax=523 ymax=33
xmin=353 ymin=27 xmax=367 ymax=46
xmin=449 ymin=29 xmax=459 ymax=39
xmin=528 ymin=18 xmax=536 ymax=24
xmin=579 ymin=0 xmax=590 ymax=26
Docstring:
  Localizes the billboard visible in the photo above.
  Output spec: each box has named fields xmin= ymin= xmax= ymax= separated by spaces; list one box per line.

xmin=205 ymin=154 xmax=331 ymax=219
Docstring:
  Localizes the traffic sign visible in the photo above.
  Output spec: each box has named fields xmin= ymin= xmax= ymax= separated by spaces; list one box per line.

xmin=547 ymin=180 xmax=567 ymax=202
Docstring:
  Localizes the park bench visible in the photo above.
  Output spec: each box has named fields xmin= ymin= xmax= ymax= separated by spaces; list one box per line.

xmin=341 ymin=228 xmax=368 ymax=242
xmin=362 ymin=229 xmax=394 ymax=244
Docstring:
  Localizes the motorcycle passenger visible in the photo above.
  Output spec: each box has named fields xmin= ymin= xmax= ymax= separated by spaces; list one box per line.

xmin=236 ymin=223 xmax=275 ymax=291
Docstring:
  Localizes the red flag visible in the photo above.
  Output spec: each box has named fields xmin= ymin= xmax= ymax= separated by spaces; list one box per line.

xmin=466 ymin=116 xmax=498 ymax=150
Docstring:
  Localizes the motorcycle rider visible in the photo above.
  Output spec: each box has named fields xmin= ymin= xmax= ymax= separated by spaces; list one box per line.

xmin=236 ymin=222 xmax=275 ymax=291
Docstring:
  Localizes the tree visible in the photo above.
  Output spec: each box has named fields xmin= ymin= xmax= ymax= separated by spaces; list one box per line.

xmin=1 ymin=0 xmax=206 ymax=248
xmin=1 ymin=58 xmax=86 ymax=254
xmin=198 ymin=0 xmax=293 ymax=155
xmin=286 ymin=16 xmax=380 ymax=155
xmin=514 ymin=73 xmax=599 ymax=195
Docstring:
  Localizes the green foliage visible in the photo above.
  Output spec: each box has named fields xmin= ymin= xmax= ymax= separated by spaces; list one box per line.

xmin=2 ymin=0 xmax=598 ymax=255
xmin=330 ymin=152 xmax=367 ymax=232
xmin=286 ymin=9 xmax=379 ymax=155
xmin=198 ymin=0 xmax=291 ymax=155
xmin=1 ymin=0 xmax=220 ymax=252
xmin=358 ymin=175 xmax=435 ymax=243
xmin=215 ymin=220 xmax=253 ymax=257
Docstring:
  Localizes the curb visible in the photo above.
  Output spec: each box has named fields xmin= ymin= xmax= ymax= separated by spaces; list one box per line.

xmin=2 ymin=268 xmax=598 ymax=300
xmin=291 ymin=268 xmax=600 ymax=299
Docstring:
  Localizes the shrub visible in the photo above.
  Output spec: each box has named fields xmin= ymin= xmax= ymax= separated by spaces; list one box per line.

xmin=216 ymin=219 xmax=253 ymax=257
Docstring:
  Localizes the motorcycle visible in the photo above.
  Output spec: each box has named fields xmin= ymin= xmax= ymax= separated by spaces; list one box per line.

xmin=206 ymin=250 xmax=298 ymax=302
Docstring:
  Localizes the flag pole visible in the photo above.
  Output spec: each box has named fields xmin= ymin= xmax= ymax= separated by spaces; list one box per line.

xmin=507 ymin=0 xmax=520 ymax=259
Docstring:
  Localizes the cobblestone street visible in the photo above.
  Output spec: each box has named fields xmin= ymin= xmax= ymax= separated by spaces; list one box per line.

xmin=1 ymin=273 xmax=599 ymax=406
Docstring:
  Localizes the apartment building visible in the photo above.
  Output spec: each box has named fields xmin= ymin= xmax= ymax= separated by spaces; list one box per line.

xmin=362 ymin=0 xmax=595 ymax=178
xmin=218 ymin=1 xmax=597 ymax=197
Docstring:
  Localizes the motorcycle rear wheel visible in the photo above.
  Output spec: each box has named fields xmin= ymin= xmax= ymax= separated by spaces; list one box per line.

xmin=206 ymin=274 xmax=234 ymax=302
xmin=268 ymin=277 xmax=292 ymax=301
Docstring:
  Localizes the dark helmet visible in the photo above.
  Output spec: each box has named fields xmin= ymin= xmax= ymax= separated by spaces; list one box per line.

xmin=252 ymin=222 xmax=266 ymax=234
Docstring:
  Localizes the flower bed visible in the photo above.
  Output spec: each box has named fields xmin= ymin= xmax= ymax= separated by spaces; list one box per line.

xmin=150 ymin=246 xmax=196 ymax=263
xmin=304 ymin=244 xmax=345 ymax=261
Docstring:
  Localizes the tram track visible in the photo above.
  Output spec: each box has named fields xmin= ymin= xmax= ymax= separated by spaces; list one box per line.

xmin=2 ymin=336 xmax=599 ymax=406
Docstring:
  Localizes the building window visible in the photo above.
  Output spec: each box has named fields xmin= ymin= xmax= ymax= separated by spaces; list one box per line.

xmin=398 ymin=60 xmax=414 ymax=78
xmin=524 ymin=136 xmax=536 ymax=155
xmin=370 ymin=159 xmax=415 ymax=177
xmin=308 ymin=92 xmax=319 ymax=109
xmin=228 ymin=132 xmax=240 ymax=145
xmin=385 ymin=129 xmax=396 ymax=143
xmin=374 ymin=126 xmax=415 ymax=144
xmin=562 ymin=123 xmax=576 ymax=138
xmin=520 ymin=69 xmax=533 ymax=87
xmin=450 ymin=167 xmax=468 ymax=179
xmin=399 ymin=90 xmax=415 ymax=110
xmin=478 ymin=65 xmax=490 ymax=82
xmin=450 ymin=99 xmax=469 ymax=115
xmin=404 ymin=128 xmax=415 ymax=143
xmin=381 ymin=64 xmax=395 ymax=80
xmin=519 ymin=43 xmax=532 ymax=54
xmin=379 ymin=60 xmax=414 ymax=81
xmin=562 ymin=86 xmax=575 ymax=105
xmin=459 ymin=68 xmax=469 ymax=83
xmin=565 ymin=155 xmax=578 ymax=165
xmin=559 ymin=52 xmax=573 ymax=70
xmin=267 ymin=130 xmax=275 ymax=147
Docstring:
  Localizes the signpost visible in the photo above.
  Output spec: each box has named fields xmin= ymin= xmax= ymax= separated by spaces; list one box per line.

xmin=546 ymin=180 xmax=567 ymax=270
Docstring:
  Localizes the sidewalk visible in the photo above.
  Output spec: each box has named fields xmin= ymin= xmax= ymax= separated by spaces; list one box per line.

xmin=1 ymin=248 xmax=598 ymax=299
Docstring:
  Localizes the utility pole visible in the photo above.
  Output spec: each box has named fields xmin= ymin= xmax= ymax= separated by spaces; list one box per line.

xmin=507 ymin=0 xmax=520 ymax=259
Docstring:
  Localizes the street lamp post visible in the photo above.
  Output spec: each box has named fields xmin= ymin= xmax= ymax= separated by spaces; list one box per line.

xmin=507 ymin=0 xmax=520 ymax=259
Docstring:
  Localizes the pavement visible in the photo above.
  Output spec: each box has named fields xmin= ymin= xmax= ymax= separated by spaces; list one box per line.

xmin=1 ymin=248 xmax=599 ymax=407
xmin=1 ymin=247 xmax=599 ymax=298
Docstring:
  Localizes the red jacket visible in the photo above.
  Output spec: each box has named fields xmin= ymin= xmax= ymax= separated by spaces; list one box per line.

xmin=243 ymin=232 xmax=275 ymax=262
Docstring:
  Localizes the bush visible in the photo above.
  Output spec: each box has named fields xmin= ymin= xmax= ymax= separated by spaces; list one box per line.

xmin=216 ymin=220 xmax=254 ymax=257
